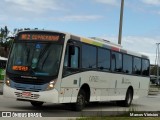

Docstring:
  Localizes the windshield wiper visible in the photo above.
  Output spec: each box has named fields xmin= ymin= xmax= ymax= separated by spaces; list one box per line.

xmin=24 ymin=43 xmax=30 ymax=63
xmin=39 ymin=44 xmax=51 ymax=59
xmin=41 ymin=50 xmax=50 ymax=69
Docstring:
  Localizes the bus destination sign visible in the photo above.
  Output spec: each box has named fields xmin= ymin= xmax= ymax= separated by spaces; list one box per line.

xmin=12 ymin=66 xmax=29 ymax=72
xmin=19 ymin=33 xmax=60 ymax=41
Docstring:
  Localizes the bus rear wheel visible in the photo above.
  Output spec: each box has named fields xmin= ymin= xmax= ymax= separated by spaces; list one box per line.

xmin=74 ymin=90 xmax=86 ymax=111
xmin=30 ymin=101 xmax=44 ymax=107
xmin=117 ymin=89 xmax=133 ymax=107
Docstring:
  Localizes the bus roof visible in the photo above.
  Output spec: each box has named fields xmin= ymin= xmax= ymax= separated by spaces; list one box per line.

xmin=69 ymin=33 xmax=149 ymax=59
xmin=17 ymin=30 xmax=149 ymax=59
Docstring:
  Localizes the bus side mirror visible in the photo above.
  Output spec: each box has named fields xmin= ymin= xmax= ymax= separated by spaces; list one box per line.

xmin=69 ymin=45 xmax=75 ymax=55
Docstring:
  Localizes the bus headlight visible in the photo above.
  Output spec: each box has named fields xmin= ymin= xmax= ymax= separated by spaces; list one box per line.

xmin=46 ymin=81 xmax=55 ymax=90
xmin=5 ymin=75 xmax=11 ymax=86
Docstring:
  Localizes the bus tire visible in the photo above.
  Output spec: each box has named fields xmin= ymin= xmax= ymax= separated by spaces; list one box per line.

xmin=117 ymin=89 xmax=133 ymax=107
xmin=30 ymin=101 xmax=44 ymax=107
xmin=74 ymin=89 xmax=86 ymax=111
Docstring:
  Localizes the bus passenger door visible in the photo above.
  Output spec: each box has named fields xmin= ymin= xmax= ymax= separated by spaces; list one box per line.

xmin=61 ymin=43 xmax=80 ymax=103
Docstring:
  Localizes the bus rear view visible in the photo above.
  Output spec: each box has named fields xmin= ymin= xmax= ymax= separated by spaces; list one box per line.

xmin=3 ymin=30 xmax=65 ymax=107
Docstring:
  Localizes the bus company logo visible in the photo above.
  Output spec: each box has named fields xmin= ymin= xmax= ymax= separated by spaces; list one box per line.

xmin=2 ymin=112 xmax=11 ymax=117
xmin=1 ymin=112 xmax=42 ymax=117
xmin=89 ymin=76 xmax=99 ymax=82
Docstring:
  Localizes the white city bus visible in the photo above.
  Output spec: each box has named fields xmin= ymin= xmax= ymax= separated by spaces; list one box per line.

xmin=3 ymin=30 xmax=150 ymax=111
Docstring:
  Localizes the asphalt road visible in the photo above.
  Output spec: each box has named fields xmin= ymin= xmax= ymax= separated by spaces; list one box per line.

xmin=0 ymin=94 xmax=160 ymax=118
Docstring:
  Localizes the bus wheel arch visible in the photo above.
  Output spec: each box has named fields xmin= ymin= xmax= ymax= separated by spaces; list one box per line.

xmin=127 ymin=86 xmax=134 ymax=97
xmin=73 ymin=83 xmax=90 ymax=111
xmin=80 ymin=83 xmax=91 ymax=103
xmin=117 ymin=86 xmax=134 ymax=107
xmin=124 ymin=86 xmax=134 ymax=107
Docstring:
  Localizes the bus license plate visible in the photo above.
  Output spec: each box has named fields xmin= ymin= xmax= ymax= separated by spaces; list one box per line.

xmin=22 ymin=92 xmax=31 ymax=97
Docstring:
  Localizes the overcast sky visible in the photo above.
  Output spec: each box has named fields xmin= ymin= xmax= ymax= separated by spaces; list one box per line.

xmin=0 ymin=0 xmax=160 ymax=64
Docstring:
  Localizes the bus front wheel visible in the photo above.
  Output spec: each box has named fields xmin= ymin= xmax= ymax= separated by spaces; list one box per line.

xmin=74 ymin=90 xmax=86 ymax=111
xmin=30 ymin=101 xmax=44 ymax=107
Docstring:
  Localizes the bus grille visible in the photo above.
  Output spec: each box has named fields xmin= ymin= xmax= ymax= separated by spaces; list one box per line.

xmin=15 ymin=92 xmax=40 ymax=99
xmin=11 ymin=77 xmax=47 ymax=85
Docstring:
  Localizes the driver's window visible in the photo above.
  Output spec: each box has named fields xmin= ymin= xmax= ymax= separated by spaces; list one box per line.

xmin=64 ymin=45 xmax=79 ymax=68
xmin=63 ymin=45 xmax=79 ymax=76
xmin=70 ymin=47 xmax=79 ymax=68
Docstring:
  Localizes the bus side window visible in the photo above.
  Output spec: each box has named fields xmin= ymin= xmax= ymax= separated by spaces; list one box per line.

xmin=0 ymin=61 xmax=6 ymax=69
xmin=123 ymin=54 xmax=132 ymax=74
xmin=70 ymin=46 xmax=79 ymax=68
xmin=98 ymin=48 xmax=110 ymax=71
xmin=0 ymin=61 xmax=1 ymax=69
xmin=111 ymin=52 xmax=122 ymax=72
xmin=133 ymin=57 xmax=141 ymax=75
xmin=63 ymin=45 xmax=79 ymax=76
xmin=142 ymin=59 xmax=149 ymax=76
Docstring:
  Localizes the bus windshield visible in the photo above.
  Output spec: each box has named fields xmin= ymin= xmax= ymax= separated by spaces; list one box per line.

xmin=7 ymin=42 xmax=62 ymax=77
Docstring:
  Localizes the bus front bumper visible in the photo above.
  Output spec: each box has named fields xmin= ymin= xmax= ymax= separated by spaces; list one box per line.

xmin=3 ymin=84 xmax=59 ymax=103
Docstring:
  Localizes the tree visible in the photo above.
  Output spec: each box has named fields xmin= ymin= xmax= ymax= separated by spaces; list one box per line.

xmin=150 ymin=65 xmax=160 ymax=75
xmin=0 ymin=26 xmax=9 ymax=44
xmin=0 ymin=27 xmax=38 ymax=57
xmin=0 ymin=26 xmax=12 ymax=57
